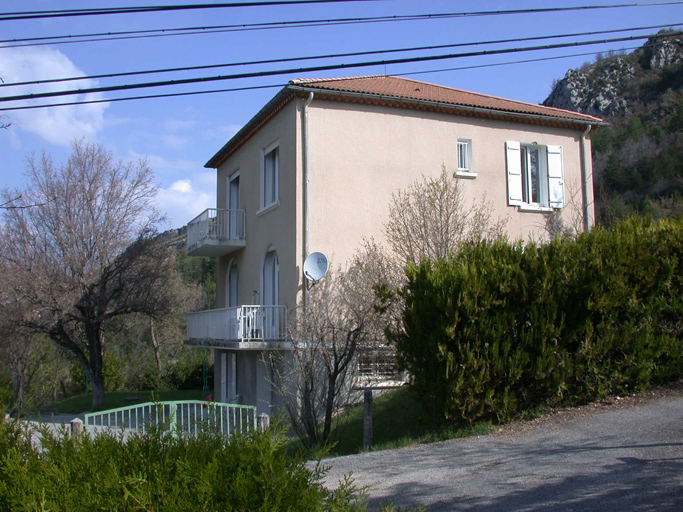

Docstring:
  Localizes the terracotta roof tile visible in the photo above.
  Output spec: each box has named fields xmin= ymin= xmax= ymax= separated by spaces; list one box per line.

xmin=288 ymin=75 xmax=602 ymax=124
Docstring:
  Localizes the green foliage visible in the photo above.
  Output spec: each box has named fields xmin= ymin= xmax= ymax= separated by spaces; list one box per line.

xmin=391 ymin=217 xmax=683 ymax=423
xmin=176 ymin=251 xmax=216 ymax=310
xmin=0 ymin=375 xmax=11 ymax=413
xmin=0 ymin=416 xmax=420 ymax=511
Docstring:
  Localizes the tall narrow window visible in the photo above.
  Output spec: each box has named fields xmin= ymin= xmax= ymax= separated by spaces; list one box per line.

xmin=262 ymin=250 xmax=279 ymax=306
xmin=226 ymin=261 xmax=238 ymax=308
xmin=457 ymin=139 xmax=471 ymax=172
xmin=262 ymin=145 xmax=279 ymax=209
xmin=521 ymin=146 xmax=538 ymax=204
xmin=228 ymin=173 xmax=241 ymax=239
xmin=262 ymin=249 xmax=280 ymax=340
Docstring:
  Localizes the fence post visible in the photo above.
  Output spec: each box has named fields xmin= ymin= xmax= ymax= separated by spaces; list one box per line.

xmin=363 ymin=389 xmax=373 ymax=450
xmin=258 ymin=413 xmax=270 ymax=432
xmin=71 ymin=418 xmax=84 ymax=438
xmin=169 ymin=402 xmax=178 ymax=437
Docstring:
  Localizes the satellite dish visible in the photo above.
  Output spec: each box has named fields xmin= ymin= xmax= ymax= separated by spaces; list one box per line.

xmin=303 ymin=252 xmax=329 ymax=283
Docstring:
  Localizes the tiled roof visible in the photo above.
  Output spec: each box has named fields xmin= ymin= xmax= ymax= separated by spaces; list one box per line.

xmin=288 ymin=75 xmax=603 ymax=124
xmin=206 ymin=75 xmax=604 ymax=168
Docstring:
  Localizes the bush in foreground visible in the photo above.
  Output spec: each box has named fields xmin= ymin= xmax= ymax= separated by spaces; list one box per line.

xmin=0 ymin=416 xmax=418 ymax=511
xmin=392 ymin=217 xmax=683 ymax=423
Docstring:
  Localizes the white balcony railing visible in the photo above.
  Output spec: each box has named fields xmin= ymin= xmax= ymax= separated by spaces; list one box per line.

xmin=186 ymin=208 xmax=245 ymax=256
xmin=186 ymin=305 xmax=287 ymax=343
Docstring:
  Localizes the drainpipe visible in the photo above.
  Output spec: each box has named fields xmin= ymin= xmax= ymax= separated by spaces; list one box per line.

xmin=302 ymin=92 xmax=314 ymax=309
xmin=581 ymin=124 xmax=592 ymax=232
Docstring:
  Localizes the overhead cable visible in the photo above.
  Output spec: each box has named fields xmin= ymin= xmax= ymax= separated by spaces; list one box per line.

xmin=2 ymin=22 xmax=679 ymax=88
xmin=0 ymin=44 xmax=652 ymax=112
xmin=0 ymin=1 xmax=396 ymax=21
xmin=1 ymin=31 xmax=680 ymax=105
xmin=2 ymin=3 xmax=683 ymax=43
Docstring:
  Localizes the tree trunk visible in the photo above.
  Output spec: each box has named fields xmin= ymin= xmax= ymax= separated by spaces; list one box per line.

xmin=150 ymin=318 xmax=163 ymax=377
xmin=86 ymin=326 xmax=106 ymax=410
xmin=89 ymin=371 xmax=106 ymax=410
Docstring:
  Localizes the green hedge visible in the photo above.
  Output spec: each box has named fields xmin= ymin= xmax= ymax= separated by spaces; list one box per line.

xmin=391 ymin=217 xmax=683 ymax=423
xmin=0 ymin=417 xmax=415 ymax=511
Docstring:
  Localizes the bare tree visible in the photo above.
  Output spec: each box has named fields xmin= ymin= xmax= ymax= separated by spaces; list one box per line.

xmin=384 ymin=166 xmax=508 ymax=265
xmin=0 ymin=139 xmax=177 ymax=409
xmin=274 ymin=246 xmax=395 ymax=449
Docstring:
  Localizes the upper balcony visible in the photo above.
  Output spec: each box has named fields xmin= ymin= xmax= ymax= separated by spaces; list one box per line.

xmin=185 ymin=305 xmax=290 ymax=350
xmin=186 ymin=208 xmax=246 ymax=257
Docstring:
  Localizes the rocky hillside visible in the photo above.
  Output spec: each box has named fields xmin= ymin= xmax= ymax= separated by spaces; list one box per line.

xmin=543 ymin=31 xmax=683 ymax=225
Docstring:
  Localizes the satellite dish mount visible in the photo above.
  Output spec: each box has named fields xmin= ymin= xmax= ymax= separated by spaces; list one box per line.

xmin=303 ymin=252 xmax=329 ymax=289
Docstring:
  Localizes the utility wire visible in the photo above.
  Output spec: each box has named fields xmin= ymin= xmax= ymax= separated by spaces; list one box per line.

xmin=1 ymin=31 xmax=679 ymax=107
xmin=0 ymin=44 xmax=648 ymax=113
xmin=2 ymin=3 xmax=683 ymax=48
xmin=2 ymin=3 xmax=682 ymax=46
xmin=0 ymin=0 xmax=395 ymax=21
xmin=1 ymin=31 xmax=680 ymax=104
xmin=2 ymin=23 xmax=678 ymax=88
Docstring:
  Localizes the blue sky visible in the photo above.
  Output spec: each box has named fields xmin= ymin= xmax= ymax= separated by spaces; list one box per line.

xmin=1 ymin=0 xmax=681 ymax=229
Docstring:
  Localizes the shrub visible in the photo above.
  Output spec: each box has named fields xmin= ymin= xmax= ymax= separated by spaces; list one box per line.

xmin=0 ymin=415 xmax=418 ymax=511
xmin=392 ymin=217 xmax=683 ymax=423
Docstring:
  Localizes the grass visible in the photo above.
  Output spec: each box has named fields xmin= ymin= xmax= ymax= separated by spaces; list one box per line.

xmin=51 ymin=389 xmax=207 ymax=414
xmin=322 ymin=386 xmax=495 ymax=456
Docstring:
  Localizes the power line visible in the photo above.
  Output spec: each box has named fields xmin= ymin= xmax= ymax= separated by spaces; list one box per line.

xmin=1 ymin=31 xmax=679 ymax=106
xmin=3 ymin=23 xmax=678 ymax=89
xmin=0 ymin=44 xmax=648 ymax=113
xmin=0 ymin=0 xmax=395 ymax=21
xmin=399 ymin=46 xmax=641 ymax=78
xmin=2 ymin=3 xmax=682 ymax=46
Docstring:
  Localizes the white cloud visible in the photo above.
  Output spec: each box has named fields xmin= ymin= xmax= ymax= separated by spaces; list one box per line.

xmin=171 ymin=179 xmax=192 ymax=193
xmin=156 ymin=170 xmax=216 ymax=229
xmin=0 ymin=47 xmax=107 ymax=145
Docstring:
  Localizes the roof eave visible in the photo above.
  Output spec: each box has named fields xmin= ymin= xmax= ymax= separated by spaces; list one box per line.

xmin=288 ymin=84 xmax=608 ymax=129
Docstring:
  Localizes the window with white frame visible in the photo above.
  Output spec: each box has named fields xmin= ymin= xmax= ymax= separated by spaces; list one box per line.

xmin=505 ymin=141 xmax=564 ymax=210
xmin=261 ymin=143 xmax=279 ymax=210
xmin=457 ymin=139 xmax=472 ymax=172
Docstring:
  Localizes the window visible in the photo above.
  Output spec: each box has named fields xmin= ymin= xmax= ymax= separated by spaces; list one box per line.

xmin=261 ymin=143 xmax=279 ymax=210
xmin=457 ymin=140 xmax=470 ymax=171
xmin=226 ymin=261 xmax=238 ymax=308
xmin=506 ymin=141 xmax=564 ymax=210
xmin=455 ymin=139 xmax=475 ymax=178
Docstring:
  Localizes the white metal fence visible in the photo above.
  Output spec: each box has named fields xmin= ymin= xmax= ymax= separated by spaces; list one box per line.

xmin=187 ymin=305 xmax=287 ymax=342
xmin=84 ymin=400 xmax=257 ymax=437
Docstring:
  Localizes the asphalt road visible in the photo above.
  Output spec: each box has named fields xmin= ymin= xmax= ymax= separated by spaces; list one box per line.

xmin=322 ymin=391 xmax=683 ymax=511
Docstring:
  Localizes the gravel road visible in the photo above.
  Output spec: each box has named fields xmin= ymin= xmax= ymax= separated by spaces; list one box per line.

xmin=322 ymin=388 xmax=683 ymax=511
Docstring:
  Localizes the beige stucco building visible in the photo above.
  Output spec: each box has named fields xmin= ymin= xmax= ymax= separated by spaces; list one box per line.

xmin=184 ymin=75 xmax=605 ymax=414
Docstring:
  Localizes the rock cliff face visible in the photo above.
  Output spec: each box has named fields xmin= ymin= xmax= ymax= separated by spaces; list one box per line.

xmin=543 ymin=32 xmax=683 ymax=226
xmin=543 ymin=33 xmax=683 ymax=119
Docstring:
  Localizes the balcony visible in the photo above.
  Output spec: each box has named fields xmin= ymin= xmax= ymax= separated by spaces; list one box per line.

xmin=185 ymin=305 xmax=290 ymax=350
xmin=186 ymin=208 xmax=246 ymax=257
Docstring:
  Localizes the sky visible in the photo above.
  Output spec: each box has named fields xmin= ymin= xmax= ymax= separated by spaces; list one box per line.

xmin=1 ymin=0 xmax=681 ymax=229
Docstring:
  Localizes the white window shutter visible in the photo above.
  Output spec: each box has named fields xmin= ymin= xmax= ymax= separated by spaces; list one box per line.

xmin=547 ymin=145 xmax=564 ymax=208
xmin=505 ymin=141 xmax=523 ymax=206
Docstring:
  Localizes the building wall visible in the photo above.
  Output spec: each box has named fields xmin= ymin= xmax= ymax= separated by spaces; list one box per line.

xmin=305 ymin=99 xmax=595 ymax=269
xmin=206 ymin=93 xmax=596 ymax=415
xmin=213 ymin=100 xmax=302 ymax=311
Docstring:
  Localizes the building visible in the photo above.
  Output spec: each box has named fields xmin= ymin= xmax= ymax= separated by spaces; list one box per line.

xmin=184 ymin=75 xmax=605 ymax=414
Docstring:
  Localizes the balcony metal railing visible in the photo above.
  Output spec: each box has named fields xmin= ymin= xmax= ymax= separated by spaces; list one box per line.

xmin=187 ymin=305 xmax=288 ymax=342
xmin=186 ymin=208 xmax=245 ymax=253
